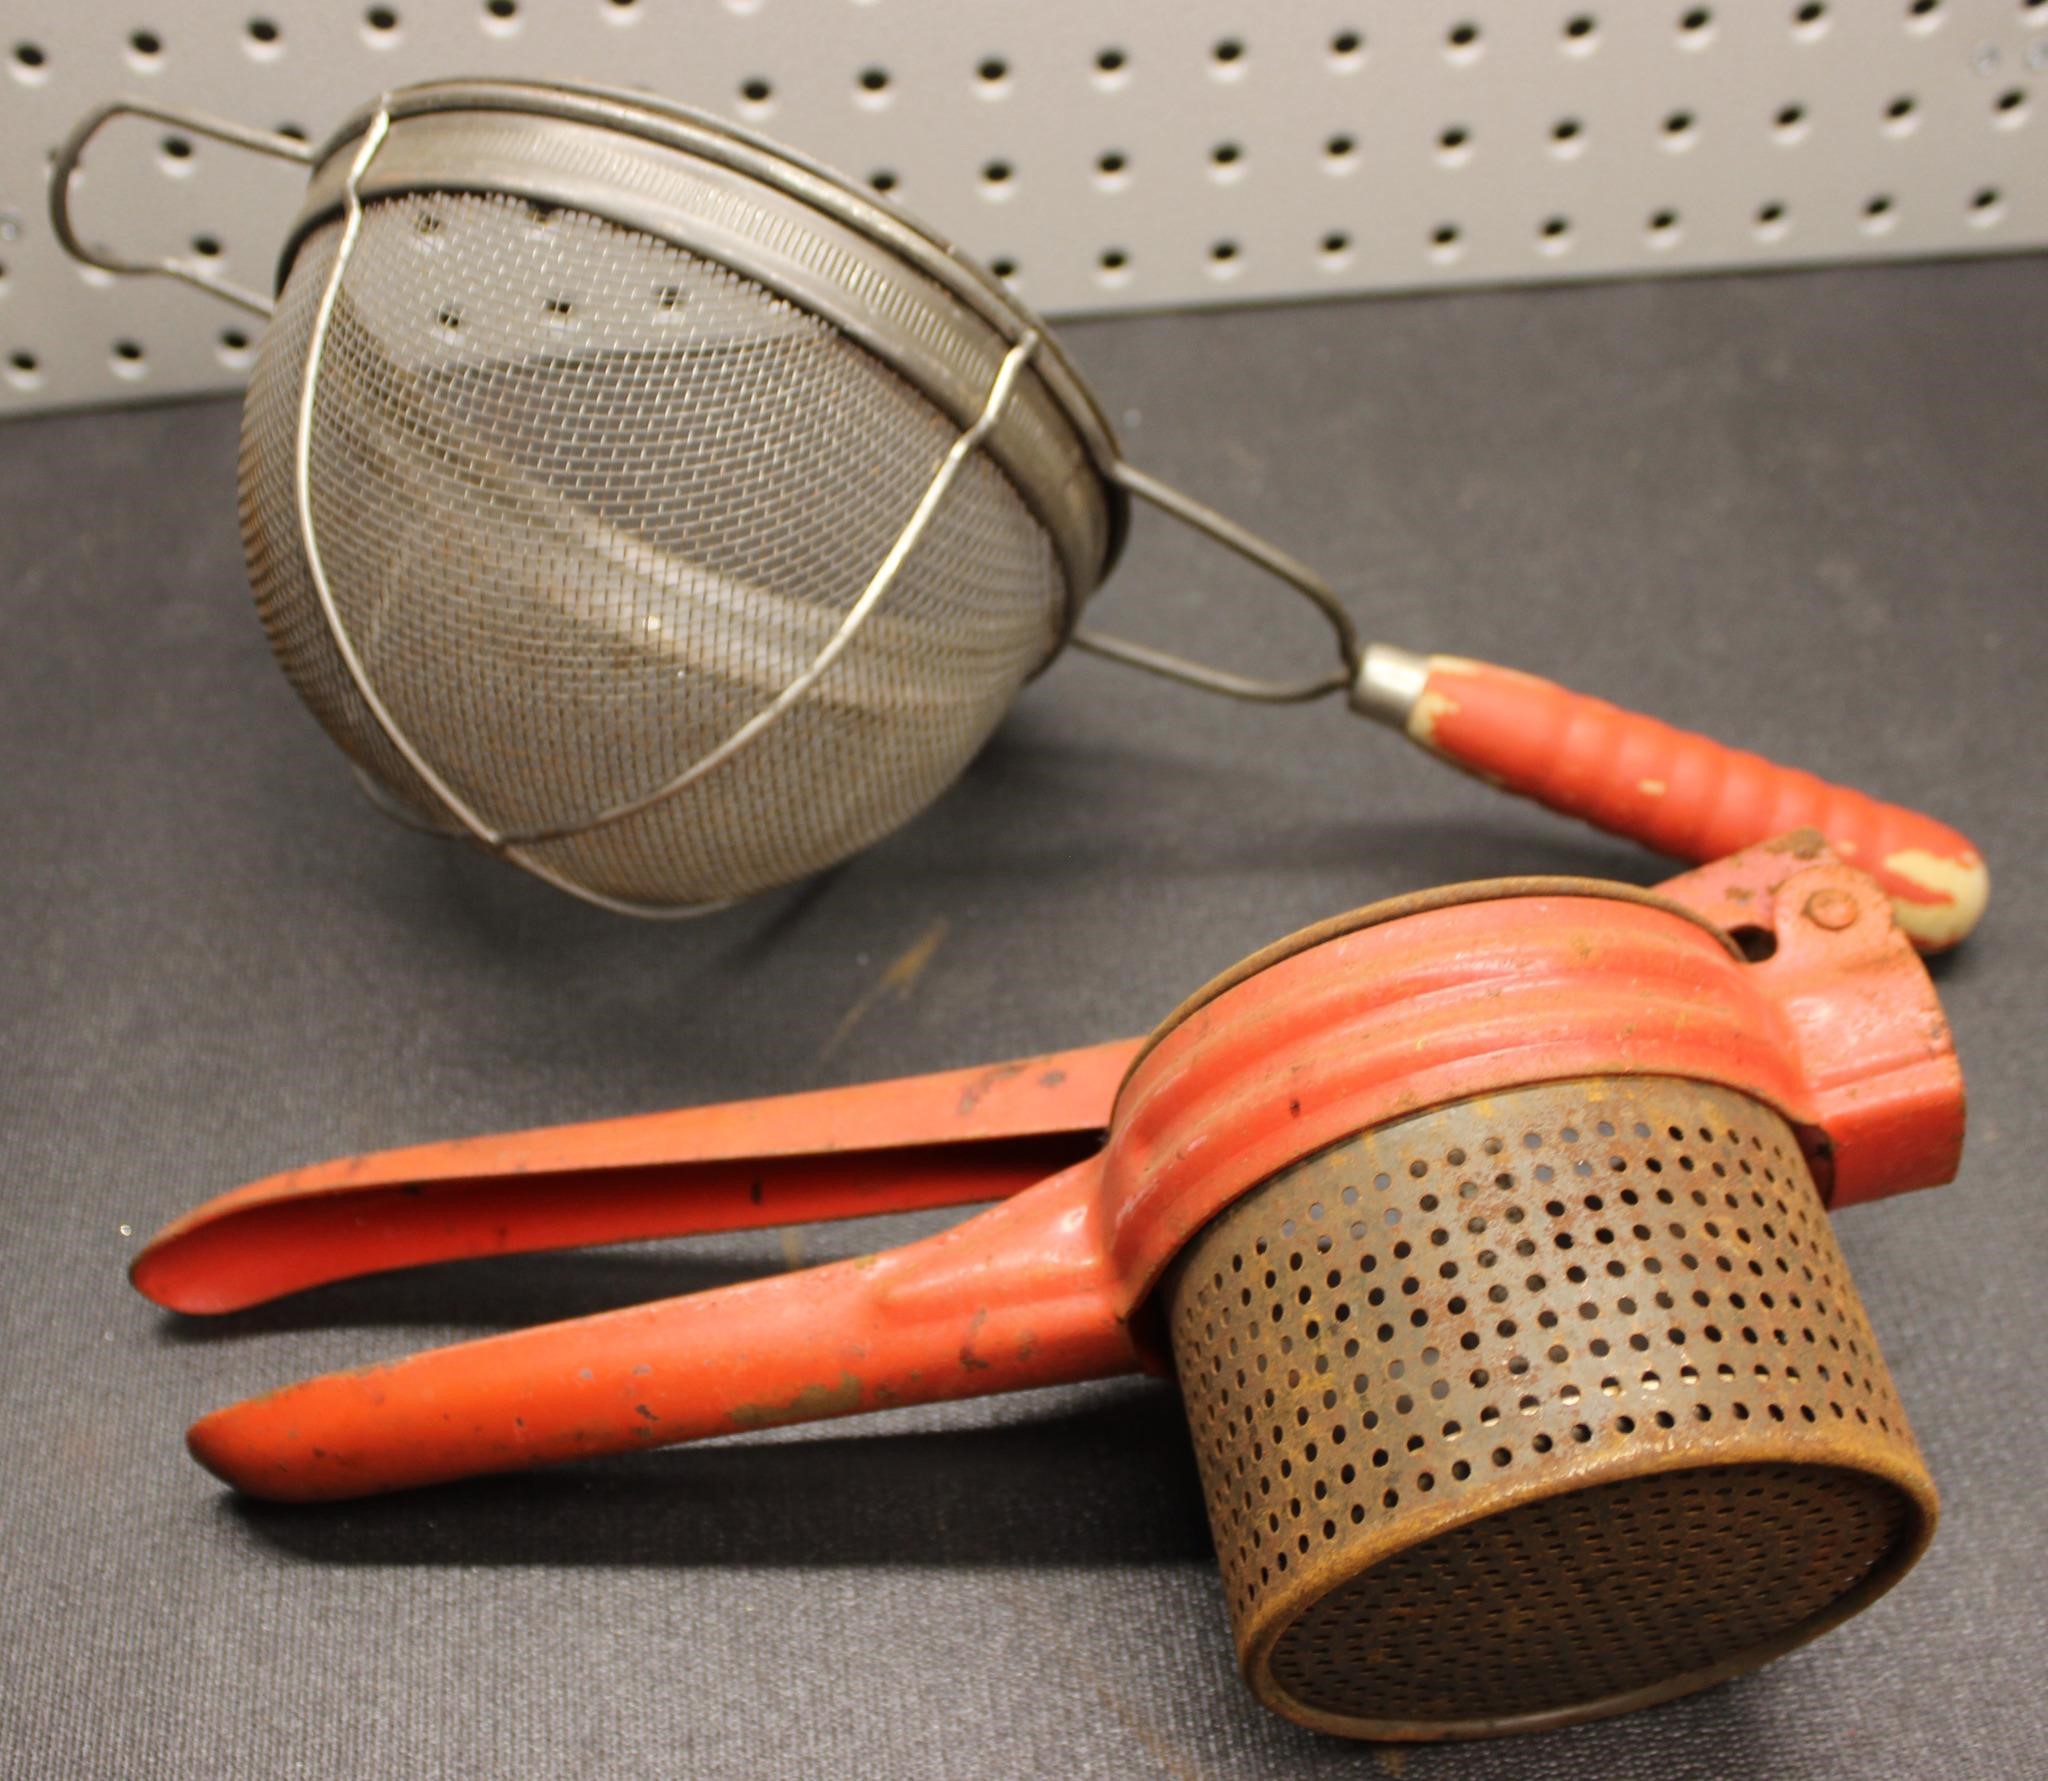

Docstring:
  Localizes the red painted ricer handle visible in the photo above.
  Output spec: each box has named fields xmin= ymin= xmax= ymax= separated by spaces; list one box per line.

xmin=132 ymin=1039 xmax=1137 ymax=1315
xmin=183 ymin=1159 xmax=1139 ymax=1502
xmin=1356 ymin=649 xmax=1987 ymax=952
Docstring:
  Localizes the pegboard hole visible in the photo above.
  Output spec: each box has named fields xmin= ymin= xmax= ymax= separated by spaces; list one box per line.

xmin=1097 ymin=247 xmax=1132 ymax=287
xmin=1325 ymin=133 xmax=1359 ymax=168
xmin=1862 ymin=193 xmax=1898 ymax=234
xmin=12 ymin=41 xmax=48 ymax=82
xmin=1539 ymin=215 xmax=1573 ymax=255
xmin=218 ymin=327 xmax=254 ymax=366
xmin=191 ymin=235 xmax=223 ymax=259
xmin=981 ymin=160 xmax=1014 ymax=197
xmin=1330 ymin=29 xmax=1365 ymax=67
xmin=1563 ymin=14 xmax=1599 ymax=54
xmin=1792 ymin=2 xmax=1830 ymax=38
xmin=989 ymin=256 xmax=1018 ymax=280
xmin=483 ymin=1 xmax=520 ymax=38
xmin=1648 ymin=208 xmax=1683 ymax=248
xmin=110 ymin=339 xmax=147 ymax=380
xmin=1093 ymin=46 xmax=1130 ymax=88
xmin=362 ymin=7 xmax=400 ymax=45
xmin=1774 ymin=103 xmax=1810 ymax=142
xmin=1430 ymin=223 xmax=1465 ymax=263
xmin=856 ymin=65 xmax=892 ymax=106
xmin=1320 ymin=231 xmax=1354 ymax=265
xmin=5 ymin=350 xmax=41 ymax=389
xmin=1970 ymin=187 xmax=2006 ymax=225
xmin=1884 ymin=95 xmax=1919 ymax=135
xmin=1437 ymin=125 xmax=1473 ymax=166
xmin=1663 ymin=109 xmax=1699 ymax=149
xmin=159 ymin=135 xmax=197 ymax=175
xmin=1994 ymin=88 xmax=2029 ymax=124
xmin=1754 ymin=201 xmax=1791 ymax=241
xmin=976 ymin=56 xmax=1009 ymax=90
xmin=868 ymin=170 xmax=898 ymax=194
xmin=1680 ymin=8 xmax=1716 ymax=46
xmin=127 ymin=30 xmax=164 ymax=67
xmin=1209 ymin=239 xmax=1242 ymax=276
xmin=1094 ymin=151 xmax=1129 ymax=189
xmin=1212 ymin=37 xmax=1247 ymax=77
xmin=1551 ymin=116 xmax=1586 ymax=157
xmin=245 ymin=17 xmax=282 ymax=58
xmin=1905 ymin=0 xmax=1942 ymax=30
xmin=739 ymin=77 xmax=773 ymax=110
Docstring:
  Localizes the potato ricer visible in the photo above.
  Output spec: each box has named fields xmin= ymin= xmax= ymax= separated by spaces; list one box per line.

xmin=133 ymin=833 xmax=1963 ymax=1739
xmin=52 ymin=82 xmax=1985 ymax=939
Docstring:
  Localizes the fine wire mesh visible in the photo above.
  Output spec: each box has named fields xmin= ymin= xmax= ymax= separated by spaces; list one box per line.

xmin=239 ymin=190 xmax=1069 ymax=908
xmin=1164 ymin=1077 xmax=1930 ymax=1736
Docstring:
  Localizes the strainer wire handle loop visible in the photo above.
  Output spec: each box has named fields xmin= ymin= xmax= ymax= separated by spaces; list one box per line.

xmin=291 ymin=105 xmax=1046 ymax=918
xmin=1074 ymin=464 xmax=1364 ymax=705
xmin=48 ymin=99 xmax=315 ymax=319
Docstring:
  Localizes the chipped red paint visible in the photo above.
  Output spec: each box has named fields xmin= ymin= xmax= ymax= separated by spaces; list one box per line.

xmin=133 ymin=1038 xmax=1138 ymax=1314
xmin=142 ymin=836 xmax=1962 ymax=1503
xmin=1405 ymin=655 xmax=1987 ymax=951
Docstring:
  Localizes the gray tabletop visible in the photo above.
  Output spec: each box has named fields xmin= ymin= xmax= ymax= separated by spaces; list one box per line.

xmin=3 ymin=255 xmax=2043 ymax=1780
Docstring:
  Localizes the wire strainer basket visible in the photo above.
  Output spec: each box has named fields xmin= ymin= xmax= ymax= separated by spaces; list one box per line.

xmin=50 ymin=82 xmax=1988 ymax=941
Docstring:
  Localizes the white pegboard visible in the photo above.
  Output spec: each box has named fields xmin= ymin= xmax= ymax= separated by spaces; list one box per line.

xmin=2 ymin=0 xmax=2043 ymax=414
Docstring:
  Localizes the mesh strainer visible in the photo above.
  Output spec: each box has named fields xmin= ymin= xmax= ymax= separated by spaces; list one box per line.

xmin=130 ymin=836 xmax=1963 ymax=1739
xmin=52 ymin=83 xmax=1986 ymax=942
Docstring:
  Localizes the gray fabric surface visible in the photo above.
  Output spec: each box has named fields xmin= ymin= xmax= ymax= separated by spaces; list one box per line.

xmin=2 ymin=256 xmax=2043 ymax=1780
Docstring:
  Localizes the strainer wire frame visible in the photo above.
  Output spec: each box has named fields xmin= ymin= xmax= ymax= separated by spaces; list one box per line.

xmin=292 ymin=105 xmax=1061 ymax=916
xmin=51 ymin=86 xmax=1376 ymax=918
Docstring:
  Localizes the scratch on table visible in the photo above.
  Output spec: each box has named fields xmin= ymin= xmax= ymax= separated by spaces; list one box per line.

xmin=820 ymin=918 xmax=948 ymax=1059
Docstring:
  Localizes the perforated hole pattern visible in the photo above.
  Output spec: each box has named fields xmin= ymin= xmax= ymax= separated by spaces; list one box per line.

xmin=7 ymin=3 xmax=2043 ymax=411
xmin=1164 ymin=1076 xmax=1932 ymax=1737
xmin=240 ymin=192 xmax=1067 ymax=907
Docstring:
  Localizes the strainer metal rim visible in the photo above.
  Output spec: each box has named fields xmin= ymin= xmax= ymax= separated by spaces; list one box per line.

xmin=286 ymin=77 xmax=1129 ymax=613
xmin=1245 ymin=1437 xmax=1938 ymax=1742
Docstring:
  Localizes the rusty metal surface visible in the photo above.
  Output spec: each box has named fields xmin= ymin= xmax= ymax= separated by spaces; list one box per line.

xmin=1165 ymin=1076 xmax=1934 ymax=1740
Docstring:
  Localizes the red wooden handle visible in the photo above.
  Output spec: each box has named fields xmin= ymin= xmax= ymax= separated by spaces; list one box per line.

xmin=1404 ymin=656 xmax=1986 ymax=951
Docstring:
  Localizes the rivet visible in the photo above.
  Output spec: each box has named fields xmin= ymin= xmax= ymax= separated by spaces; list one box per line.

xmin=1802 ymin=888 xmax=1859 ymax=931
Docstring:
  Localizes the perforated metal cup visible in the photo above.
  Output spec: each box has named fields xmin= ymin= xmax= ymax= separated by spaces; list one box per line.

xmin=1164 ymin=1075 xmax=1935 ymax=1740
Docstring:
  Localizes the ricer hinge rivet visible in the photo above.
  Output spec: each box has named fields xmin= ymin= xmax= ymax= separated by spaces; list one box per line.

xmin=1802 ymin=887 xmax=1861 ymax=931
